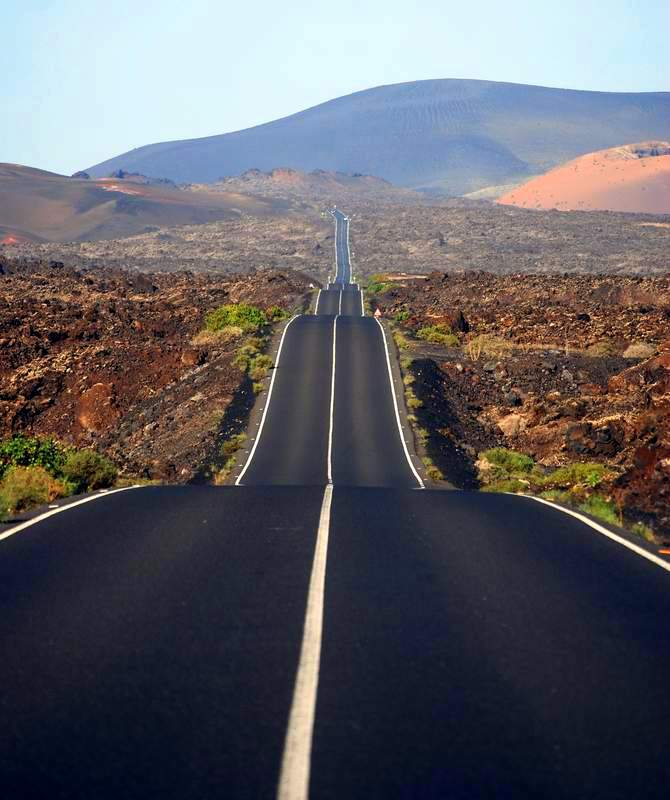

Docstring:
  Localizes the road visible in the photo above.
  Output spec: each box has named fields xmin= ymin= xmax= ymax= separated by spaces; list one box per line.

xmin=2 ymin=209 xmax=670 ymax=799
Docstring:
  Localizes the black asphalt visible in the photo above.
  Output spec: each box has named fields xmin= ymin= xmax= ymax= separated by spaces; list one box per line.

xmin=2 ymin=208 xmax=669 ymax=798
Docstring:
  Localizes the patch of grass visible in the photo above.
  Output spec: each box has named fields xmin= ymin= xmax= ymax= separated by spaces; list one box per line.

xmin=540 ymin=462 xmax=611 ymax=490
xmin=62 ymin=449 xmax=117 ymax=493
xmin=366 ymin=274 xmax=394 ymax=295
xmin=191 ymin=326 xmax=243 ymax=346
xmin=481 ymin=477 xmax=528 ymax=493
xmin=578 ymin=494 xmax=620 ymax=527
xmin=0 ymin=466 xmax=70 ymax=516
xmin=631 ymin=521 xmax=657 ymax=543
xmin=219 ymin=433 xmax=247 ymax=458
xmin=266 ymin=305 xmax=289 ymax=322
xmin=253 ymin=382 xmax=264 ymax=395
xmin=206 ymin=303 xmax=268 ymax=334
xmin=422 ymin=456 xmax=444 ymax=482
xmin=393 ymin=330 xmax=411 ymax=351
xmin=466 ymin=334 xmax=513 ymax=361
xmin=416 ymin=324 xmax=459 ymax=347
xmin=481 ymin=448 xmax=535 ymax=474
xmin=394 ymin=309 xmax=410 ymax=323
xmin=586 ymin=339 xmax=620 ymax=357
xmin=248 ymin=354 xmax=273 ymax=381
xmin=400 ymin=356 xmax=412 ymax=370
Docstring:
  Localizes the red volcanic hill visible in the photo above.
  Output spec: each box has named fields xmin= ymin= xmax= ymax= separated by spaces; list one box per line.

xmin=497 ymin=142 xmax=670 ymax=214
xmin=0 ymin=164 xmax=277 ymax=243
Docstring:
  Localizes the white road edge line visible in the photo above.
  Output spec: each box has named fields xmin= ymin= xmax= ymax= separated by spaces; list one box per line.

xmin=360 ymin=286 xmax=365 ymax=317
xmin=0 ymin=485 xmax=142 ymax=542
xmin=277 ymin=483 xmax=333 ymax=800
xmin=374 ymin=318 xmax=425 ymax=489
xmin=524 ymin=495 xmax=670 ymax=574
xmin=235 ymin=315 xmax=299 ymax=485
xmin=345 ymin=215 xmax=353 ymax=283
xmin=315 ymin=289 xmax=322 ymax=315
xmin=327 ymin=315 xmax=338 ymax=485
xmin=338 ymin=289 xmax=342 ymax=315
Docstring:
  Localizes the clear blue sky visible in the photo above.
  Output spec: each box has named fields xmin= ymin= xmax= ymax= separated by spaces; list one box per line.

xmin=2 ymin=0 xmax=668 ymax=174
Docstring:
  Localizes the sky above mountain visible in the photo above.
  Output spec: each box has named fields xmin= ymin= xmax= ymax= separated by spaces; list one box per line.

xmin=3 ymin=0 xmax=669 ymax=175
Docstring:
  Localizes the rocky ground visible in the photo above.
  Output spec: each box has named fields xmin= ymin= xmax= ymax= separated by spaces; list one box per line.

xmin=0 ymin=258 xmax=313 ymax=481
xmin=350 ymin=201 xmax=670 ymax=275
xmin=372 ymin=271 xmax=670 ymax=539
xmin=1 ymin=213 xmax=333 ymax=278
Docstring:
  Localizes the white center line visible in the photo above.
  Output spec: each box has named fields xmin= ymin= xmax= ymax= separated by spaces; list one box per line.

xmin=277 ymin=483 xmax=333 ymax=800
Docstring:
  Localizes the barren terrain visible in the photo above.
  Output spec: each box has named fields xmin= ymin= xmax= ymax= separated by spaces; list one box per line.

xmin=0 ymin=258 xmax=312 ymax=481
xmin=349 ymin=201 xmax=670 ymax=275
xmin=371 ymin=271 xmax=670 ymax=537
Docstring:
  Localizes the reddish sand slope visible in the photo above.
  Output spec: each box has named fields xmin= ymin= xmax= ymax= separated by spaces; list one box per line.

xmin=498 ymin=142 xmax=670 ymax=214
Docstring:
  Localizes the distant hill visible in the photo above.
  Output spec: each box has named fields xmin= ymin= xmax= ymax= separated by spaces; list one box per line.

xmin=86 ymin=79 xmax=670 ymax=195
xmin=0 ymin=163 xmax=277 ymax=242
xmin=194 ymin=167 xmax=422 ymax=204
xmin=497 ymin=142 xmax=670 ymax=214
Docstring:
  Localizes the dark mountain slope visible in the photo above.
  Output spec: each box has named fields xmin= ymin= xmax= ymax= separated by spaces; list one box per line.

xmin=87 ymin=79 xmax=670 ymax=194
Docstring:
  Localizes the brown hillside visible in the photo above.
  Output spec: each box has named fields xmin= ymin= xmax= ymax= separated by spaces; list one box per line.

xmin=0 ymin=164 xmax=277 ymax=242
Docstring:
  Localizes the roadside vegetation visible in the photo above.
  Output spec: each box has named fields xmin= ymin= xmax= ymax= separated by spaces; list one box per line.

xmin=476 ymin=447 xmax=657 ymax=542
xmin=0 ymin=435 xmax=117 ymax=521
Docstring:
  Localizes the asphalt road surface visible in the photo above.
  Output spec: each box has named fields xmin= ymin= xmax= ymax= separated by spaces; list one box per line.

xmin=2 ymin=209 xmax=669 ymax=799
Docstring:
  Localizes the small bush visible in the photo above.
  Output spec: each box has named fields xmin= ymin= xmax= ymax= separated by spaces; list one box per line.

xmin=578 ymin=495 xmax=620 ymax=527
xmin=366 ymin=274 xmax=393 ymax=295
xmin=191 ymin=327 xmax=243 ymax=346
xmin=62 ymin=450 xmax=117 ymax=493
xmin=481 ymin=448 xmax=535 ymax=475
xmin=392 ymin=330 xmax=411 ymax=351
xmin=422 ymin=457 xmax=444 ymax=481
xmin=266 ymin=305 xmax=289 ymax=322
xmin=219 ymin=434 xmax=247 ymax=458
xmin=466 ymin=334 xmax=512 ymax=360
xmin=394 ymin=309 xmax=410 ymax=323
xmin=206 ymin=303 xmax=267 ymax=334
xmin=631 ymin=522 xmax=656 ymax=543
xmin=248 ymin=354 xmax=273 ymax=381
xmin=622 ymin=342 xmax=656 ymax=360
xmin=540 ymin=462 xmax=610 ymax=490
xmin=416 ymin=324 xmax=458 ymax=347
xmin=0 ymin=466 xmax=70 ymax=514
xmin=481 ymin=477 xmax=527 ymax=493
xmin=0 ymin=435 xmax=67 ymax=481
xmin=586 ymin=339 xmax=619 ymax=357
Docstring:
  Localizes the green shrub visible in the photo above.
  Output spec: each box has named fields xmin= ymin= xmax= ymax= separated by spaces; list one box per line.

xmin=248 ymin=354 xmax=273 ymax=381
xmin=206 ymin=303 xmax=267 ymax=334
xmin=394 ymin=309 xmax=410 ymax=323
xmin=0 ymin=466 xmax=70 ymax=514
xmin=631 ymin=522 xmax=656 ymax=543
xmin=266 ymin=305 xmax=289 ymax=322
xmin=540 ymin=462 xmax=610 ymax=490
xmin=481 ymin=448 xmax=535 ymax=475
xmin=61 ymin=449 xmax=117 ymax=493
xmin=481 ymin=477 xmax=528 ymax=493
xmin=0 ymin=435 xmax=67 ymax=480
xmin=578 ymin=495 xmax=620 ymax=527
xmin=416 ymin=324 xmax=459 ymax=347
xmin=219 ymin=434 xmax=247 ymax=458
xmin=366 ymin=274 xmax=393 ymax=294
